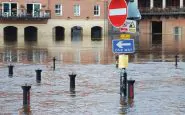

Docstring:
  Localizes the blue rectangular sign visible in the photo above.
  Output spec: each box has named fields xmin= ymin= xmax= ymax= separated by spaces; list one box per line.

xmin=112 ymin=39 xmax=135 ymax=53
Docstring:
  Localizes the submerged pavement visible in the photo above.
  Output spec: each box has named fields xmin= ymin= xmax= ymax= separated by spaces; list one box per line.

xmin=0 ymin=62 xmax=185 ymax=115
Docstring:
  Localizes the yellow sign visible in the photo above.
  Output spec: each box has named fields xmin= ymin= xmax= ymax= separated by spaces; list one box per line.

xmin=120 ymin=34 xmax=130 ymax=39
xmin=118 ymin=55 xmax=129 ymax=68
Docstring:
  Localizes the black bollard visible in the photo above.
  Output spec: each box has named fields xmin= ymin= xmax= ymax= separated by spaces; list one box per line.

xmin=35 ymin=69 xmax=42 ymax=83
xmin=123 ymin=69 xmax=127 ymax=97
xmin=8 ymin=64 xmax=14 ymax=77
xmin=69 ymin=73 xmax=76 ymax=92
xmin=127 ymin=80 xmax=135 ymax=99
xmin=53 ymin=57 xmax=56 ymax=71
xmin=21 ymin=84 xmax=31 ymax=112
xmin=120 ymin=68 xmax=127 ymax=97
xmin=115 ymin=55 xmax=119 ymax=68
xmin=175 ymin=55 xmax=178 ymax=68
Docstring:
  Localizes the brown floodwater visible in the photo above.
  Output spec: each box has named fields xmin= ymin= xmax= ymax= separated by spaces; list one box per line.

xmin=0 ymin=34 xmax=185 ymax=115
xmin=0 ymin=34 xmax=185 ymax=65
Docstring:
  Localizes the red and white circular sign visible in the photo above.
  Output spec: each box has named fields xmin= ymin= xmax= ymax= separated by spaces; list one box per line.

xmin=108 ymin=0 xmax=128 ymax=28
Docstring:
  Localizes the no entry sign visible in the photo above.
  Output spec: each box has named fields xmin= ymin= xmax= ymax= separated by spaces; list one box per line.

xmin=108 ymin=0 xmax=128 ymax=28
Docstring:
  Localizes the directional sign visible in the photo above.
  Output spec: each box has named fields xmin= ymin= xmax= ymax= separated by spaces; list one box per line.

xmin=112 ymin=39 xmax=135 ymax=53
xmin=108 ymin=0 xmax=128 ymax=28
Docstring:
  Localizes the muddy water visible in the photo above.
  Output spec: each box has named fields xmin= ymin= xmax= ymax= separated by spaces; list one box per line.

xmin=0 ymin=35 xmax=185 ymax=65
xmin=0 ymin=62 xmax=185 ymax=115
xmin=0 ymin=34 xmax=185 ymax=114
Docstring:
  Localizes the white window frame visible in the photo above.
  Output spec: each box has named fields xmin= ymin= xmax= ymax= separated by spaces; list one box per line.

xmin=173 ymin=27 xmax=181 ymax=35
xmin=94 ymin=5 xmax=100 ymax=16
xmin=74 ymin=4 xmax=80 ymax=16
xmin=26 ymin=3 xmax=41 ymax=17
xmin=55 ymin=4 xmax=62 ymax=16
xmin=2 ymin=2 xmax=18 ymax=16
xmin=173 ymin=27 xmax=182 ymax=40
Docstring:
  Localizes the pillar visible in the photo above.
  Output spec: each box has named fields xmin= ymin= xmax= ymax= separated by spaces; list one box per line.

xmin=64 ymin=26 xmax=71 ymax=44
xmin=163 ymin=0 xmax=166 ymax=9
xmin=180 ymin=0 xmax=183 ymax=8
xmin=17 ymin=26 xmax=24 ymax=47
xmin=150 ymin=0 xmax=154 ymax=9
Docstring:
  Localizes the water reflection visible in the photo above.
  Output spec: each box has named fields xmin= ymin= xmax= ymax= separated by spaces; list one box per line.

xmin=119 ymin=96 xmax=134 ymax=115
xmin=0 ymin=34 xmax=184 ymax=65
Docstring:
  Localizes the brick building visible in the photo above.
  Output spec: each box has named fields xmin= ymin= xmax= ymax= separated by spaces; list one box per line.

xmin=0 ymin=0 xmax=108 ymax=45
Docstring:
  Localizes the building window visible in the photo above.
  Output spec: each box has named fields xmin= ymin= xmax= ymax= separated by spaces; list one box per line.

xmin=94 ymin=5 xmax=100 ymax=16
xmin=174 ymin=27 xmax=182 ymax=40
xmin=74 ymin=4 xmax=80 ymax=16
xmin=2 ymin=2 xmax=18 ymax=17
xmin=55 ymin=4 xmax=62 ymax=16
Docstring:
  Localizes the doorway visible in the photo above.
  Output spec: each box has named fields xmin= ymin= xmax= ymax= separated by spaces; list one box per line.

xmin=4 ymin=26 xmax=17 ymax=42
xmin=71 ymin=26 xmax=83 ymax=41
xmin=54 ymin=26 xmax=65 ymax=41
xmin=152 ymin=21 xmax=162 ymax=45
xmin=24 ymin=26 xmax=38 ymax=41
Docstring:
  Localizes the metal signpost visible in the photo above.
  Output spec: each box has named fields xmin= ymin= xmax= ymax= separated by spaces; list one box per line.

xmin=108 ymin=0 xmax=138 ymax=99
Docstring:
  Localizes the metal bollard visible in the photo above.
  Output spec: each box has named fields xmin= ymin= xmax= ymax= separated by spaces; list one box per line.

xmin=115 ymin=55 xmax=119 ymax=68
xmin=127 ymin=80 xmax=135 ymax=99
xmin=8 ymin=64 xmax=14 ymax=77
xmin=21 ymin=84 xmax=31 ymax=112
xmin=53 ymin=57 xmax=56 ymax=71
xmin=175 ymin=55 xmax=178 ymax=68
xmin=120 ymin=68 xmax=127 ymax=97
xmin=69 ymin=73 xmax=76 ymax=92
xmin=35 ymin=69 xmax=42 ymax=83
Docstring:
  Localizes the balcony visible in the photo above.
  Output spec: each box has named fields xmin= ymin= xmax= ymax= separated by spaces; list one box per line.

xmin=140 ymin=7 xmax=185 ymax=18
xmin=0 ymin=9 xmax=51 ymax=20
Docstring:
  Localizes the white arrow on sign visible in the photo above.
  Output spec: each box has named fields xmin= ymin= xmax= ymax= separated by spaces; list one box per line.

xmin=116 ymin=41 xmax=131 ymax=48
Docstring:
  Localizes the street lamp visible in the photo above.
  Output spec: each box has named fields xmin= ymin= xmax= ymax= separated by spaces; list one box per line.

xmin=127 ymin=0 xmax=141 ymax=20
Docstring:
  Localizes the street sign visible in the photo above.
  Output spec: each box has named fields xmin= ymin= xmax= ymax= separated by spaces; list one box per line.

xmin=120 ymin=34 xmax=130 ymax=39
xmin=108 ymin=0 xmax=128 ymax=28
xmin=119 ymin=54 xmax=128 ymax=68
xmin=112 ymin=39 xmax=135 ymax=53
xmin=120 ymin=20 xmax=136 ymax=33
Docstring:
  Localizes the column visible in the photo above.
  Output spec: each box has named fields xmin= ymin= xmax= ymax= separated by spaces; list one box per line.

xmin=180 ymin=0 xmax=183 ymax=8
xmin=163 ymin=0 xmax=166 ymax=9
xmin=150 ymin=0 xmax=154 ymax=9
xmin=17 ymin=26 xmax=24 ymax=47
xmin=64 ymin=27 xmax=71 ymax=44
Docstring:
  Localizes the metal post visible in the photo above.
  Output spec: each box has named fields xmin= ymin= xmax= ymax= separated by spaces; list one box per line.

xmin=123 ymin=68 xmax=127 ymax=97
xmin=175 ymin=55 xmax=178 ymax=68
xmin=53 ymin=57 xmax=56 ymax=71
xmin=8 ymin=64 xmax=14 ymax=77
xmin=127 ymin=80 xmax=135 ymax=99
xmin=21 ymin=84 xmax=31 ymax=112
xmin=69 ymin=73 xmax=76 ymax=92
xmin=35 ymin=69 xmax=42 ymax=83
xmin=120 ymin=68 xmax=127 ymax=97
xmin=115 ymin=55 xmax=119 ymax=68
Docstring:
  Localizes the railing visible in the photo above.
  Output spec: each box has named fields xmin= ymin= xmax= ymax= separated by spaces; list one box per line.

xmin=0 ymin=9 xmax=51 ymax=20
xmin=140 ymin=7 xmax=185 ymax=16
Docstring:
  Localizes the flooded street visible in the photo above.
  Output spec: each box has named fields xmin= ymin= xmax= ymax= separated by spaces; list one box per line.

xmin=0 ymin=62 xmax=185 ymax=115
xmin=0 ymin=35 xmax=185 ymax=115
